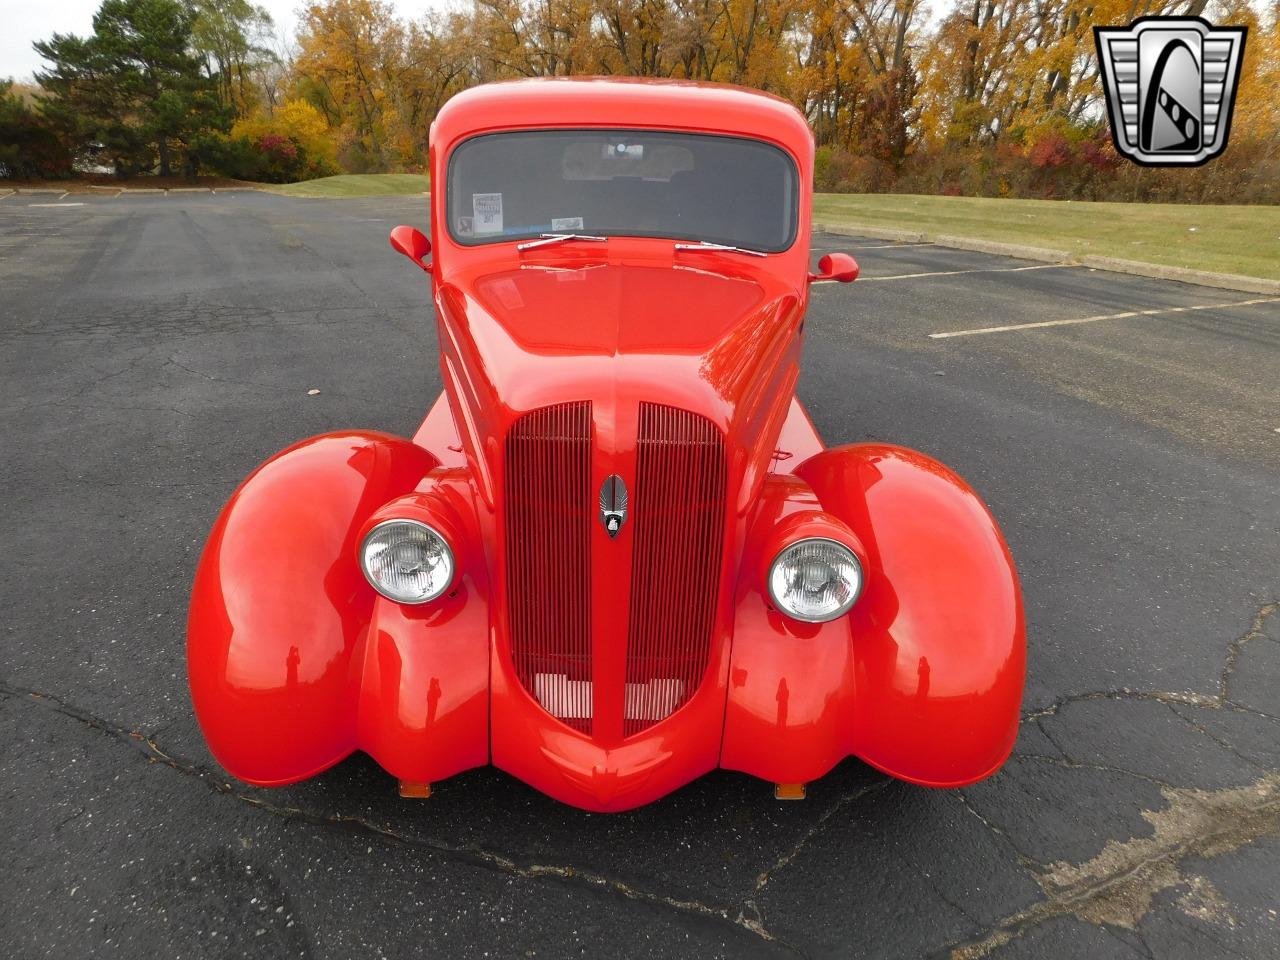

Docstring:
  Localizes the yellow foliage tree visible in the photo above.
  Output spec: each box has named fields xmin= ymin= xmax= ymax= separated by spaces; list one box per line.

xmin=1233 ymin=3 xmax=1280 ymax=141
xmin=232 ymin=98 xmax=339 ymax=169
xmin=274 ymin=0 xmax=1278 ymax=198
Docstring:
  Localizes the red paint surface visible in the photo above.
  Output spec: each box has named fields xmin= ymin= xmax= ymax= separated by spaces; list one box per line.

xmin=188 ymin=78 xmax=1024 ymax=810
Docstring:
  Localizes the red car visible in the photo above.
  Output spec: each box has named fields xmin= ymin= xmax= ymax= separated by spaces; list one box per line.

xmin=188 ymin=78 xmax=1025 ymax=812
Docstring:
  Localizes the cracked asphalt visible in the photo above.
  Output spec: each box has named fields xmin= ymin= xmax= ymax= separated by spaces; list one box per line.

xmin=2 ymin=191 xmax=1278 ymax=959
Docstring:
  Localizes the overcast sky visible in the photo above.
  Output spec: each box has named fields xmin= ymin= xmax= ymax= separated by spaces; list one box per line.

xmin=1 ymin=0 xmax=457 ymax=82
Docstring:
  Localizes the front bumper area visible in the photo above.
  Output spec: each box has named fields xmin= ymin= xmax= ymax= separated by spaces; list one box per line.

xmin=189 ymin=421 xmax=1024 ymax=811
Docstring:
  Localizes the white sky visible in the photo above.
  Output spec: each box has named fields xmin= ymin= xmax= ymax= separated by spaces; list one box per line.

xmin=1 ymin=0 xmax=456 ymax=82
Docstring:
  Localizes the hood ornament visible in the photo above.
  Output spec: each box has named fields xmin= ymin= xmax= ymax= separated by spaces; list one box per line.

xmin=599 ymin=474 xmax=628 ymax=539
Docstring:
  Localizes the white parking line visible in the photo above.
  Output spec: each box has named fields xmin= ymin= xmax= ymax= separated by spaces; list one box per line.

xmin=27 ymin=202 xmax=86 ymax=208
xmin=860 ymin=263 xmax=1071 ymax=283
xmin=929 ymin=296 xmax=1280 ymax=339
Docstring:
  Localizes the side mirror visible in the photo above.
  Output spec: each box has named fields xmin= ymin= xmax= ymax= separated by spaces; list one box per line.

xmin=809 ymin=252 xmax=859 ymax=284
xmin=390 ymin=225 xmax=432 ymax=273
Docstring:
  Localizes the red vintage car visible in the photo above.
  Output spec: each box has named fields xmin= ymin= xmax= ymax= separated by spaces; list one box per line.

xmin=188 ymin=78 xmax=1025 ymax=812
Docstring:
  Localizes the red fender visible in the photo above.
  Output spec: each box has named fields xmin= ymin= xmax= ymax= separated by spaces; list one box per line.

xmin=722 ymin=444 xmax=1024 ymax=787
xmin=187 ymin=432 xmax=490 ymax=786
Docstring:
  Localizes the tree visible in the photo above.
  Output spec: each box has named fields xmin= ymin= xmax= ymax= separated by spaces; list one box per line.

xmin=293 ymin=0 xmax=405 ymax=170
xmin=231 ymin=97 xmax=338 ymax=170
xmin=35 ymin=0 xmax=227 ymax=177
xmin=191 ymin=0 xmax=277 ymax=114
xmin=0 ymin=81 xmax=72 ymax=178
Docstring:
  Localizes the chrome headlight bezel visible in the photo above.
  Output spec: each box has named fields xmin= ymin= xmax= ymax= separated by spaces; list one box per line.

xmin=359 ymin=518 xmax=455 ymax=605
xmin=767 ymin=536 xmax=864 ymax=623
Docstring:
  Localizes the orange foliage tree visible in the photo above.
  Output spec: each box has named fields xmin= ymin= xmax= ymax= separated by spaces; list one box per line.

xmin=281 ymin=0 xmax=1278 ymax=199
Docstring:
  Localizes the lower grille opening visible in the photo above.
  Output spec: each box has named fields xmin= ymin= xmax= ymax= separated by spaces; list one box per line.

xmin=533 ymin=675 xmax=685 ymax=723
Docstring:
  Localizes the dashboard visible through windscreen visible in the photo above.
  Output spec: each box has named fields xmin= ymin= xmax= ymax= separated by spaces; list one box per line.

xmin=446 ymin=129 xmax=799 ymax=252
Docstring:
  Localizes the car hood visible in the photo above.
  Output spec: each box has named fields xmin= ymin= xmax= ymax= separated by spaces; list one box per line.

xmin=433 ymin=258 xmax=805 ymax=513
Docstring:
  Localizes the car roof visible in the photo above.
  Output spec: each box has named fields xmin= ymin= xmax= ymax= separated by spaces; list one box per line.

xmin=430 ymin=77 xmax=814 ymax=161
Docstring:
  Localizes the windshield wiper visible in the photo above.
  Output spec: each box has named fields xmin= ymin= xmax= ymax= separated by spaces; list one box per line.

xmin=517 ymin=233 xmax=608 ymax=251
xmin=673 ymin=241 xmax=768 ymax=258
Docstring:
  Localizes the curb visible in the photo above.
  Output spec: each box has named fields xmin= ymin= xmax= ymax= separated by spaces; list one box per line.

xmin=167 ymin=187 xmax=214 ymax=193
xmin=933 ymin=234 xmax=1069 ymax=264
xmin=15 ymin=187 xmax=64 ymax=195
xmin=1078 ymin=256 xmax=1280 ymax=296
xmin=89 ymin=185 xmax=122 ymax=194
xmin=813 ymin=222 xmax=925 ymax=244
xmin=813 ymin=220 xmax=1278 ymax=295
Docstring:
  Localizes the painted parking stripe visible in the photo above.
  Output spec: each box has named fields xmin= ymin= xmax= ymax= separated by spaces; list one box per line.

xmin=27 ymin=202 xmax=86 ymax=208
xmin=929 ymin=296 xmax=1280 ymax=339
xmin=859 ymin=263 xmax=1071 ymax=282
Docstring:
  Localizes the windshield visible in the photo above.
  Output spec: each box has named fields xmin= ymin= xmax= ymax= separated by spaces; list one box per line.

xmin=446 ymin=129 xmax=799 ymax=252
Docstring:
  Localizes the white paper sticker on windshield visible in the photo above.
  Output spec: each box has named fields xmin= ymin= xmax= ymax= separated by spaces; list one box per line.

xmin=472 ymin=193 xmax=503 ymax=234
xmin=550 ymin=216 xmax=584 ymax=231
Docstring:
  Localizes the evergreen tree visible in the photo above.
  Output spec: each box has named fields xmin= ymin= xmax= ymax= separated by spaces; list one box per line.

xmin=35 ymin=0 xmax=228 ymax=177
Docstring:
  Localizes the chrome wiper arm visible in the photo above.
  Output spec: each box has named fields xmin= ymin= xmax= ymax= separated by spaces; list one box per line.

xmin=517 ymin=233 xmax=608 ymax=251
xmin=673 ymin=241 xmax=768 ymax=258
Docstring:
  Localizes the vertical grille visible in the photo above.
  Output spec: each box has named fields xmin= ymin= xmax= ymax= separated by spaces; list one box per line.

xmin=624 ymin=403 xmax=727 ymax=736
xmin=505 ymin=402 xmax=593 ymax=733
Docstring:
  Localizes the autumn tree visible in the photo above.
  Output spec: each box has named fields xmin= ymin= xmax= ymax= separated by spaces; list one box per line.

xmin=915 ymin=0 xmax=1257 ymax=150
xmin=0 ymin=80 xmax=72 ymax=178
xmin=264 ymin=0 xmax=1277 ymax=198
xmin=293 ymin=0 xmax=411 ymax=169
xmin=1225 ymin=0 xmax=1279 ymax=142
xmin=191 ymin=0 xmax=277 ymax=114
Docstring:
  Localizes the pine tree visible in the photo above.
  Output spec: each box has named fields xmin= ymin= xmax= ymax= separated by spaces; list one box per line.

xmin=35 ymin=0 xmax=228 ymax=177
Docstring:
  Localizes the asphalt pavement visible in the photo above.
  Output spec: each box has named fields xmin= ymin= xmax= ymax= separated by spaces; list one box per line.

xmin=2 ymin=190 xmax=1278 ymax=959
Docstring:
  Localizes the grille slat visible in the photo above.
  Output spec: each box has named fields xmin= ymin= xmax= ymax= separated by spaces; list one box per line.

xmin=624 ymin=403 xmax=727 ymax=736
xmin=505 ymin=402 xmax=593 ymax=733
xmin=504 ymin=401 xmax=726 ymax=738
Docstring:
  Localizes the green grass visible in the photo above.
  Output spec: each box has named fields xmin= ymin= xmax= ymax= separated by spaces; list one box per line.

xmin=814 ymin=193 xmax=1280 ymax=281
xmin=266 ymin=173 xmax=430 ymax=197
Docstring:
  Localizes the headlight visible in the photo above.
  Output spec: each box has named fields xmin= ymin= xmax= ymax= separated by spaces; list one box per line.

xmin=768 ymin=537 xmax=863 ymax=622
xmin=360 ymin=519 xmax=454 ymax=604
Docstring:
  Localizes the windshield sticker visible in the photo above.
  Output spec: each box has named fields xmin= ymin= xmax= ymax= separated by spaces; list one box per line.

xmin=456 ymin=216 xmax=474 ymax=237
xmin=472 ymin=193 xmax=503 ymax=234
xmin=550 ymin=216 xmax=584 ymax=231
